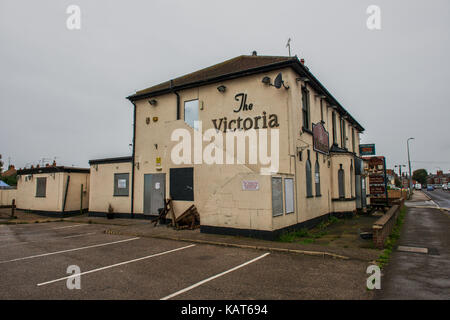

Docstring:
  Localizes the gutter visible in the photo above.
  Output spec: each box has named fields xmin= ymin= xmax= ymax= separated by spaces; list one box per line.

xmin=170 ymin=80 xmax=180 ymax=120
xmin=131 ymin=102 xmax=136 ymax=218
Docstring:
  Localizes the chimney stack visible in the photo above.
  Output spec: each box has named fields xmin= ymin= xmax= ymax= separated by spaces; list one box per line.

xmin=300 ymin=58 xmax=305 ymax=64
xmin=52 ymin=160 xmax=56 ymax=167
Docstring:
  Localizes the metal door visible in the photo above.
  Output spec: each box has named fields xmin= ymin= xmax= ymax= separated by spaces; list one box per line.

xmin=144 ymin=174 xmax=166 ymax=215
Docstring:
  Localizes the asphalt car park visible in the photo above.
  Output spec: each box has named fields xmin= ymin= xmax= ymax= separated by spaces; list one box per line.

xmin=0 ymin=222 xmax=373 ymax=300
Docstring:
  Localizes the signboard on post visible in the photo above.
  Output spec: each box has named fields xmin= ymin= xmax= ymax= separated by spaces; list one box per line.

xmin=360 ymin=144 xmax=376 ymax=156
xmin=363 ymin=155 xmax=388 ymax=206
xmin=312 ymin=122 xmax=330 ymax=155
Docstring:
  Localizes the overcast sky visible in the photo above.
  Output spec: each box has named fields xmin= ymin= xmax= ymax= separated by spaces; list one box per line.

xmin=1 ymin=0 xmax=449 ymax=174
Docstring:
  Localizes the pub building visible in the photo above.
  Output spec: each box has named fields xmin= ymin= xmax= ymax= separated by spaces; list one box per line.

xmin=89 ymin=53 xmax=369 ymax=239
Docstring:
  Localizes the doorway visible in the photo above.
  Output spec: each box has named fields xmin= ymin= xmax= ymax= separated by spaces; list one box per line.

xmin=143 ymin=173 xmax=166 ymax=215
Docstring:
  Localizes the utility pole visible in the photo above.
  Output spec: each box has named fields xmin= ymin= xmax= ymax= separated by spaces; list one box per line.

xmin=407 ymin=137 xmax=415 ymax=193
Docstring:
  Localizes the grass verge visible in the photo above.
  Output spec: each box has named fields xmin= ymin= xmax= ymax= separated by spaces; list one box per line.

xmin=376 ymin=206 xmax=407 ymax=268
xmin=278 ymin=215 xmax=341 ymax=243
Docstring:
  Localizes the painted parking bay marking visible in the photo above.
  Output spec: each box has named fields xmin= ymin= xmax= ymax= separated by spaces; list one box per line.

xmin=0 ymin=237 xmax=140 ymax=264
xmin=37 ymin=244 xmax=196 ymax=286
xmin=160 ymin=252 xmax=270 ymax=300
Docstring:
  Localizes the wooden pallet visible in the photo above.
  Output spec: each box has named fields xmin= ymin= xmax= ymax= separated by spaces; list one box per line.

xmin=174 ymin=204 xmax=200 ymax=230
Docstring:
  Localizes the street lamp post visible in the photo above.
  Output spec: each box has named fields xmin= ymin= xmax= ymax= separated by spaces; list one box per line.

xmin=407 ymin=137 xmax=415 ymax=193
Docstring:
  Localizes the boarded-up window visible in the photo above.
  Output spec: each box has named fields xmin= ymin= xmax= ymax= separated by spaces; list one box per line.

xmin=284 ymin=178 xmax=294 ymax=214
xmin=306 ymin=160 xmax=313 ymax=197
xmin=114 ymin=173 xmax=129 ymax=196
xmin=271 ymin=177 xmax=283 ymax=216
xmin=170 ymin=167 xmax=194 ymax=201
xmin=338 ymin=165 xmax=345 ymax=198
xmin=315 ymin=160 xmax=321 ymax=196
xmin=36 ymin=177 xmax=47 ymax=197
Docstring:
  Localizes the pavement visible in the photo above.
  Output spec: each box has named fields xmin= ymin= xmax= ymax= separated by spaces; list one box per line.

xmin=376 ymin=190 xmax=450 ymax=299
xmin=0 ymin=221 xmax=375 ymax=299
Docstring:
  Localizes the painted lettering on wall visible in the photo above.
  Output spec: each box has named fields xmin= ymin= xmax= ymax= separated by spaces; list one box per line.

xmin=212 ymin=93 xmax=279 ymax=132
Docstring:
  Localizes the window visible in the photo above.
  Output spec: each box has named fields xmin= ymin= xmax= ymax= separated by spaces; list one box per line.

xmin=320 ymin=100 xmax=324 ymax=122
xmin=284 ymin=178 xmax=294 ymax=214
xmin=342 ymin=120 xmax=347 ymax=149
xmin=315 ymin=159 xmax=321 ymax=196
xmin=170 ymin=167 xmax=194 ymax=201
xmin=352 ymin=128 xmax=355 ymax=152
xmin=271 ymin=177 xmax=283 ymax=216
xmin=114 ymin=173 xmax=129 ymax=196
xmin=338 ymin=164 xmax=345 ymax=198
xmin=36 ymin=177 xmax=47 ymax=197
xmin=350 ymin=161 xmax=354 ymax=197
xmin=184 ymin=100 xmax=199 ymax=129
xmin=301 ymin=86 xmax=310 ymax=130
xmin=306 ymin=159 xmax=313 ymax=197
xmin=332 ymin=112 xmax=337 ymax=145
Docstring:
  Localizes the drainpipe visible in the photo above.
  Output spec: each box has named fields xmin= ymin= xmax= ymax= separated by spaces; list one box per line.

xmin=170 ymin=80 xmax=180 ymax=120
xmin=131 ymin=101 xmax=136 ymax=218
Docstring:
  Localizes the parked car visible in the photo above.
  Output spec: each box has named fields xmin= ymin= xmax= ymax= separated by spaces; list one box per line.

xmin=443 ymin=184 xmax=448 ymax=191
xmin=427 ymin=185 xmax=434 ymax=191
xmin=415 ymin=183 xmax=422 ymax=190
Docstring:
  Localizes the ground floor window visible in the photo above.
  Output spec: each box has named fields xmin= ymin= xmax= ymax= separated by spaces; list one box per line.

xmin=271 ymin=177 xmax=283 ymax=216
xmin=36 ymin=177 xmax=47 ymax=197
xmin=315 ymin=160 xmax=321 ymax=196
xmin=338 ymin=164 xmax=345 ymax=198
xmin=306 ymin=159 xmax=313 ymax=197
xmin=284 ymin=178 xmax=294 ymax=214
xmin=170 ymin=167 xmax=194 ymax=201
xmin=114 ymin=173 xmax=129 ymax=196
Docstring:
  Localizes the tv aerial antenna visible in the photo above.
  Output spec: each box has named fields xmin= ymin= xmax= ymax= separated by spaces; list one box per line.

xmin=286 ymin=38 xmax=291 ymax=57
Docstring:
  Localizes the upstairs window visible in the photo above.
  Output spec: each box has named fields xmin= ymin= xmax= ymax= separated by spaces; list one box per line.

xmin=332 ymin=112 xmax=337 ymax=145
xmin=301 ymin=86 xmax=310 ymax=130
xmin=352 ymin=128 xmax=356 ymax=152
xmin=184 ymin=100 xmax=199 ymax=130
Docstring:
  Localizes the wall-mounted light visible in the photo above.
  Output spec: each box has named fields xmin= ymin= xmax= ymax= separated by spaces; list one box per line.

xmin=217 ymin=85 xmax=226 ymax=93
xmin=148 ymin=99 xmax=157 ymax=106
xmin=296 ymin=76 xmax=309 ymax=82
xmin=262 ymin=76 xmax=271 ymax=85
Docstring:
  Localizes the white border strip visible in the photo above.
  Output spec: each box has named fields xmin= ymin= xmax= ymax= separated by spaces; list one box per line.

xmin=0 ymin=237 xmax=140 ymax=264
xmin=160 ymin=252 xmax=270 ymax=300
xmin=37 ymin=244 xmax=196 ymax=286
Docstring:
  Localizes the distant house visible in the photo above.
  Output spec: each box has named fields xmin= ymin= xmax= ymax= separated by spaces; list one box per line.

xmin=1 ymin=165 xmax=17 ymax=178
xmin=427 ymin=170 xmax=450 ymax=185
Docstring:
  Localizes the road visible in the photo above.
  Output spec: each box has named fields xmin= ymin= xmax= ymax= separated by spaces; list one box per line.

xmin=0 ymin=221 xmax=373 ymax=300
xmin=423 ymin=188 xmax=450 ymax=209
xmin=377 ymin=191 xmax=450 ymax=299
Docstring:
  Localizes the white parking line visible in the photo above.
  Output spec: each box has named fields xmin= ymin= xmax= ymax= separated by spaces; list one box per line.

xmin=52 ymin=225 xmax=86 ymax=230
xmin=160 ymin=252 xmax=270 ymax=300
xmin=0 ymin=237 xmax=140 ymax=264
xmin=61 ymin=232 xmax=97 ymax=239
xmin=37 ymin=244 xmax=196 ymax=286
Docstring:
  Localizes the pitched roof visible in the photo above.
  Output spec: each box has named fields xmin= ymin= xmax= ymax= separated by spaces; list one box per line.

xmin=126 ymin=54 xmax=365 ymax=132
xmin=130 ymin=55 xmax=295 ymax=98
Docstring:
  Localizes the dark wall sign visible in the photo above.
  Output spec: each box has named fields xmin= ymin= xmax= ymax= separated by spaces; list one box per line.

xmin=363 ymin=156 xmax=388 ymax=205
xmin=360 ymin=144 xmax=376 ymax=156
xmin=211 ymin=93 xmax=279 ymax=132
xmin=312 ymin=122 xmax=330 ymax=155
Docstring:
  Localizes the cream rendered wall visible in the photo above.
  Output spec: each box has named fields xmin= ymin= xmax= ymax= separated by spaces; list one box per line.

xmin=133 ymin=66 xmax=360 ymax=231
xmin=134 ymin=69 xmax=294 ymax=221
xmin=89 ymin=162 xmax=131 ymax=213
xmin=16 ymin=172 xmax=64 ymax=211
xmin=0 ymin=189 xmax=17 ymax=206
xmin=61 ymin=172 xmax=90 ymax=212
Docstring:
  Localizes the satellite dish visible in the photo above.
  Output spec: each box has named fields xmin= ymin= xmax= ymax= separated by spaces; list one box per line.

xmin=274 ymin=73 xmax=283 ymax=89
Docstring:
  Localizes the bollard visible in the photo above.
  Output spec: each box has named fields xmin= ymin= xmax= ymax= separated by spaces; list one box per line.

xmin=11 ymin=199 xmax=15 ymax=218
